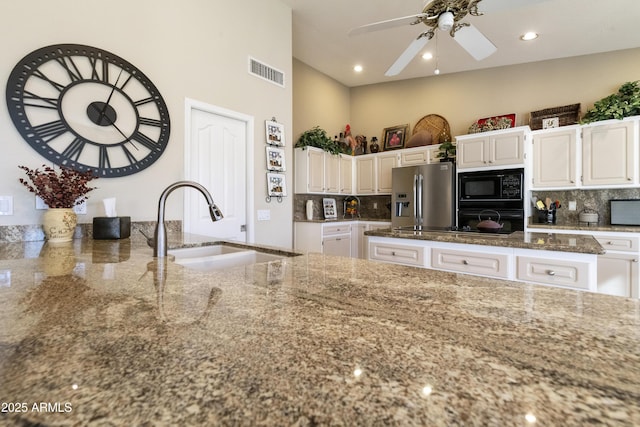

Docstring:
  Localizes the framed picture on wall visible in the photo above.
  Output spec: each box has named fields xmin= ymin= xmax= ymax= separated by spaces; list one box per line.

xmin=267 ymin=172 xmax=287 ymax=197
xmin=265 ymin=120 xmax=285 ymax=146
xmin=383 ymin=124 xmax=409 ymax=150
xmin=266 ymin=146 xmax=286 ymax=171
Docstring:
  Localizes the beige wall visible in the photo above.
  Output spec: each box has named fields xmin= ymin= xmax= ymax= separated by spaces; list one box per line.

xmin=350 ymin=48 xmax=640 ymax=139
xmin=0 ymin=0 xmax=294 ymax=248
xmin=293 ymin=59 xmax=351 ymax=143
xmin=294 ymin=48 xmax=640 ymax=143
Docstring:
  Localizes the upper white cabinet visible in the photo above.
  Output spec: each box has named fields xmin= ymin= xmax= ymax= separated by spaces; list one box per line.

xmin=376 ymin=151 xmax=398 ymax=194
xmin=582 ymin=119 xmax=636 ymax=187
xmin=355 ymin=152 xmax=398 ymax=194
xmin=456 ymin=127 xmax=528 ymax=169
xmin=295 ymin=147 xmax=351 ymax=194
xmin=531 ymin=126 xmax=579 ymax=188
xmin=399 ymin=144 xmax=442 ymax=165
xmin=339 ymin=155 xmax=354 ymax=194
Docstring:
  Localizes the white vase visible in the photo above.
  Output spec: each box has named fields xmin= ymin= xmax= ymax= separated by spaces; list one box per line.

xmin=42 ymin=208 xmax=77 ymax=243
xmin=306 ymin=200 xmax=314 ymax=220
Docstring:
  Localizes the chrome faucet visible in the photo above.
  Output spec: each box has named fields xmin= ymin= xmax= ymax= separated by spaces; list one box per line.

xmin=154 ymin=181 xmax=223 ymax=257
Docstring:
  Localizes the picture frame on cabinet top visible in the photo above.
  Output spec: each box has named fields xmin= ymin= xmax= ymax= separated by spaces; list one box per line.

xmin=266 ymin=120 xmax=285 ymax=146
xmin=383 ymin=124 xmax=408 ymax=150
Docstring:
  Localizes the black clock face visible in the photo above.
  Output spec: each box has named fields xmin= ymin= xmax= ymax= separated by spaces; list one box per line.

xmin=6 ymin=44 xmax=170 ymax=177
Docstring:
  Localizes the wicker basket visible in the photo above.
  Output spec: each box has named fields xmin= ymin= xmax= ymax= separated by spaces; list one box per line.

xmin=529 ymin=103 xmax=581 ymax=130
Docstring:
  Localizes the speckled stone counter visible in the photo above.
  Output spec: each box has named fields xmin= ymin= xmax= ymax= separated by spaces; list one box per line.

xmin=528 ymin=220 xmax=640 ymax=234
xmin=1 ymin=236 xmax=638 ymax=425
xmin=365 ymin=228 xmax=605 ymax=254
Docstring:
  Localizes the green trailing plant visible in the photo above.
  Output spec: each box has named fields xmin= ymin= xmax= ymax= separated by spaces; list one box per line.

xmin=295 ymin=126 xmax=345 ymax=155
xmin=581 ymin=81 xmax=640 ymax=123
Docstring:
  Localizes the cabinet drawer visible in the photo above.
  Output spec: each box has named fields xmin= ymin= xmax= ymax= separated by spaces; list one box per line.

xmin=400 ymin=149 xmax=428 ymax=165
xmin=431 ymin=248 xmax=510 ymax=278
xmin=369 ymin=242 xmax=425 ymax=267
xmin=516 ymin=256 xmax=589 ymax=290
xmin=323 ymin=224 xmax=351 ymax=236
xmin=595 ymin=235 xmax=640 ymax=253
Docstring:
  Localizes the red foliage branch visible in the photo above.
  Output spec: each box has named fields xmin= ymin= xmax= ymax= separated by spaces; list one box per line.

xmin=18 ymin=165 xmax=98 ymax=208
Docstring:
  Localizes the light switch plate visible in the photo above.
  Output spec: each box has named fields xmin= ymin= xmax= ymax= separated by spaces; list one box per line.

xmin=74 ymin=200 xmax=87 ymax=215
xmin=568 ymin=201 xmax=577 ymax=211
xmin=257 ymin=209 xmax=271 ymax=221
xmin=0 ymin=196 xmax=13 ymax=215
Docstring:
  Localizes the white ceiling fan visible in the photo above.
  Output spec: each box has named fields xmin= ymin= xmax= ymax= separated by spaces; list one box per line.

xmin=349 ymin=0 xmax=498 ymax=76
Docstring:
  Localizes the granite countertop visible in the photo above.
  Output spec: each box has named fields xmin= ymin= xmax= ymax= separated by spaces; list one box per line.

xmin=528 ymin=220 xmax=640 ymax=234
xmin=365 ymin=228 xmax=605 ymax=254
xmin=1 ymin=236 xmax=638 ymax=425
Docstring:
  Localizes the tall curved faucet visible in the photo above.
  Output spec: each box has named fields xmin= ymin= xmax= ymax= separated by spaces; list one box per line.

xmin=154 ymin=181 xmax=223 ymax=257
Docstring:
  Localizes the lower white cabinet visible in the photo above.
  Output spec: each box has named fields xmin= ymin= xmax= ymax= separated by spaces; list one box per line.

xmin=368 ymin=236 xmax=600 ymax=293
xmin=431 ymin=246 xmax=510 ymax=279
xmin=594 ymin=234 xmax=640 ymax=298
xmin=516 ymin=255 xmax=591 ymax=290
xmin=369 ymin=240 xmax=426 ymax=267
xmin=295 ymin=221 xmax=391 ymax=259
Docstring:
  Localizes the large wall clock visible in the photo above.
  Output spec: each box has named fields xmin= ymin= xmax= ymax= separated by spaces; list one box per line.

xmin=6 ymin=43 xmax=170 ymax=177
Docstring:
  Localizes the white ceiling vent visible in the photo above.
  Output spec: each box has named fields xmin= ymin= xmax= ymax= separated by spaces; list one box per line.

xmin=249 ymin=57 xmax=285 ymax=88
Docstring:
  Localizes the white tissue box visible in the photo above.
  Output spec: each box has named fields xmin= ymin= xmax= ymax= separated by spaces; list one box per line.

xmin=93 ymin=217 xmax=131 ymax=240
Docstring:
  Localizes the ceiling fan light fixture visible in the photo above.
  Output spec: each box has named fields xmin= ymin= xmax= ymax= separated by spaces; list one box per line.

xmin=438 ymin=11 xmax=454 ymax=31
xmin=422 ymin=52 xmax=433 ymax=60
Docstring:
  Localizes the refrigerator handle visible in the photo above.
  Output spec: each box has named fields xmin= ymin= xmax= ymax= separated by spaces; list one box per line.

xmin=417 ymin=174 xmax=424 ymax=224
xmin=413 ymin=174 xmax=418 ymax=224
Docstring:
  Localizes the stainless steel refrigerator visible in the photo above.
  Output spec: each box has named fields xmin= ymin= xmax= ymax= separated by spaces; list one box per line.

xmin=391 ymin=162 xmax=456 ymax=230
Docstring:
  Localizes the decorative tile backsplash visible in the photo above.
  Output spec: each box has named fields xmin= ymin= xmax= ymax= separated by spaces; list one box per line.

xmin=294 ymin=194 xmax=392 ymax=221
xmin=531 ymin=188 xmax=640 ymax=225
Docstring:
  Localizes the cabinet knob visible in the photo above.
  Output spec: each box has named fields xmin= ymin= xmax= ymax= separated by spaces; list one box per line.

xmin=633 ymin=259 xmax=638 ymax=263
xmin=547 ymin=270 xmax=556 ymax=276
xmin=391 ymin=251 xmax=396 ymax=256
xmin=462 ymin=260 xmax=469 ymax=265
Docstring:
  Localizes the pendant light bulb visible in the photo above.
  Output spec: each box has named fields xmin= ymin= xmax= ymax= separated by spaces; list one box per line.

xmin=434 ymin=68 xmax=440 ymax=75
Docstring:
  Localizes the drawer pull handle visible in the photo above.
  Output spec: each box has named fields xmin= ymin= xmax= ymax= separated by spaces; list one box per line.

xmin=607 ymin=241 xmax=613 ymax=245
xmin=462 ymin=260 xmax=469 ymax=265
xmin=391 ymin=251 xmax=396 ymax=256
xmin=547 ymin=270 xmax=556 ymax=276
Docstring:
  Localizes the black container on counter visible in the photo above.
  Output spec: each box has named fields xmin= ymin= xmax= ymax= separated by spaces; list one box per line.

xmin=537 ymin=208 xmax=556 ymax=224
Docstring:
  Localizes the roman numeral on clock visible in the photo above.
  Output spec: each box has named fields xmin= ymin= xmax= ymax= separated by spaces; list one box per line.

xmin=32 ymin=120 xmax=67 ymax=141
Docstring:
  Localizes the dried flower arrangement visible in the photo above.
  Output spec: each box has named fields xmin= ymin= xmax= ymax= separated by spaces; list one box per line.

xmin=18 ymin=165 xmax=97 ymax=208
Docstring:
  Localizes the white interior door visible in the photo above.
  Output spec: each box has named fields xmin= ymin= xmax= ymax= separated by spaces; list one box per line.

xmin=184 ymin=99 xmax=253 ymax=242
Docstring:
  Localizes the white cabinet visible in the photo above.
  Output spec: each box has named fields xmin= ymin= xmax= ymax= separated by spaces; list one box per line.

xmin=531 ymin=126 xmax=578 ymax=188
xmin=294 ymin=222 xmax=352 ymax=257
xmin=456 ymin=127 xmax=528 ymax=169
xmin=431 ymin=246 xmax=510 ymax=279
xmin=369 ymin=239 xmax=427 ymax=267
xmin=595 ymin=234 xmax=639 ymax=298
xmin=339 ymin=155 xmax=353 ymax=194
xmin=376 ymin=152 xmax=398 ymax=194
xmin=355 ymin=155 xmax=375 ymax=194
xmin=582 ymin=120 xmax=636 ymax=186
xmin=295 ymin=147 xmax=350 ymax=194
xmin=357 ymin=221 xmax=391 ymax=259
xmin=355 ymin=152 xmax=398 ymax=194
xmin=516 ymin=253 xmax=592 ymax=291
xmin=399 ymin=144 xmax=442 ymax=165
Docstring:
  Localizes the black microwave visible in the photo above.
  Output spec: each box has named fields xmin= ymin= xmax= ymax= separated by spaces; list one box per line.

xmin=458 ymin=168 xmax=524 ymax=202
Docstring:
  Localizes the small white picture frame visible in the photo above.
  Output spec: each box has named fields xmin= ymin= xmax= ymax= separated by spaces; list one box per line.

xmin=266 ymin=146 xmax=286 ymax=171
xmin=267 ymin=172 xmax=287 ymax=197
xmin=542 ymin=117 xmax=559 ymax=129
xmin=266 ymin=120 xmax=285 ymax=146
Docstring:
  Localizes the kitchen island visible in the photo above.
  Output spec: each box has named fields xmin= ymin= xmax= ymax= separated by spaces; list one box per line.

xmin=0 ymin=235 xmax=638 ymax=426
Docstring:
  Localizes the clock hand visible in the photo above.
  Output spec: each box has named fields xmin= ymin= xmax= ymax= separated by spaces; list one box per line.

xmin=98 ymin=68 xmax=124 ymax=120
xmin=88 ymin=103 xmax=139 ymax=150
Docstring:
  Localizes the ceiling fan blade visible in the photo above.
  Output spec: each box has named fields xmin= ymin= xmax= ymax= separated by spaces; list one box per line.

xmin=453 ymin=24 xmax=497 ymax=60
xmin=385 ymin=35 xmax=431 ymax=77
xmin=349 ymin=13 xmax=431 ymax=36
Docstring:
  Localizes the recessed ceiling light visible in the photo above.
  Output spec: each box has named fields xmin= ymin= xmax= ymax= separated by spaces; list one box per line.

xmin=422 ymin=52 xmax=433 ymax=60
xmin=353 ymin=64 xmax=363 ymax=73
xmin=520 ymin=32 xmax=538 ymax=41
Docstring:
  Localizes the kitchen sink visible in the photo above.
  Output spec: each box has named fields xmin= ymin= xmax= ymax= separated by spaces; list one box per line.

xmin=168 ymin=244 xmax=287 ymax=271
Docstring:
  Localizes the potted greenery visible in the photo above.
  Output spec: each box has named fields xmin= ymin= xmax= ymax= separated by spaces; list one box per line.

xmin=295 ymin=126 xmax=345 ymax=155
xmin=581 ymin=81 xmax=640 ymax=123
xmin=19 ymin=164 xmax=97 ymax=242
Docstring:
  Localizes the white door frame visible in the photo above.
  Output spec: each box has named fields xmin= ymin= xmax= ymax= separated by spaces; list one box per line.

xmin=183 ymin=97 xmax=255 ymax=243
